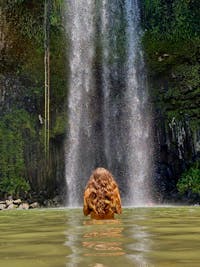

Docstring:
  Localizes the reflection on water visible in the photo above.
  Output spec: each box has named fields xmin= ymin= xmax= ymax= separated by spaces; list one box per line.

xmin=125 ymin=211 xmax=154 ymax=267
xmin=64 ymin=209 xmax=82 ymax=267
xmin=65 ymin=210 xmax=128 ymax=266
xmin=82 ymin=219 xmax=125 ymax=257
xmin=1 ymin=207 xmax=200 ymax=267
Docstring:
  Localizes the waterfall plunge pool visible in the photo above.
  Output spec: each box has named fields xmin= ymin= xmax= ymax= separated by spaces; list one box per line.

xmin=0 ymin=207 xmax=200 ymax=267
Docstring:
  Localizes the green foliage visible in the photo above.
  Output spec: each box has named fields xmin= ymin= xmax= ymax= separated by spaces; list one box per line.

xmin=50 ymin=28 xmax=68 ymax=110
xmin=141 ymin=0 xmax=200 ymax=122
xmin=1 ymin=0 xmax=67 ymax=197
xmin=0 ymin=109 xmax=34 ymax=197
xmin=0 ymin=177 xmax=30 ymax=197
xmin=51 ymin=0 xmax=64 ymax=29
xmin=142 ymin=0 xmax=171 ymax=36
xmin=2 ymin=1 xmax=44 ymax=43
xmin=172 ymin=64 xmax=200 ymax=93
xmin=177 ymin=162 xmax=200 ymax=194
xmin=142 ymin=33 xmax=200 ymax=77
xmin=141 ymin=0 xmax=200 ymax=40
xmin=51 ymin=113 xmax=66 ymax=137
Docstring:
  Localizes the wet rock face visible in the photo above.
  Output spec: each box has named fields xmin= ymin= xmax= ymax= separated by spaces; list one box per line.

xmin=153 ymin=96 xmax=200 ymax=202
xmin=144 ymin=37 xmax=200 ymax=202
xmin=0 ymin=2 xmax=67 ymax=202
xmin=140 ymin=0 xmax=200 ymax=202
xmin=0 ymin=75 xmax=38 ymax=114
xmin=0 ymin=75 xmax=23 ymax=113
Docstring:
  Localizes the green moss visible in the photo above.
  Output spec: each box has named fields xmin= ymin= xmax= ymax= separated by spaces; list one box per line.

xmin=142 ymin=5 xmax=200 ymax=130
xmin=0 ymin=0 xmax=67 ymax=197
xmin=0 ymin=109 xmax=34 ymax=197
xmin=50 ymin=29 xmax=68 ymax=110
xmin=51 ymin=113 xmax=67 ymax=137
xmin=141 ymin=0 xmax=200 ymax=40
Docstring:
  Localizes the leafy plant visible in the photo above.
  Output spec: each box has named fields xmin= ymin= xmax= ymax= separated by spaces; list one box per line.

xmin=141 ymin=0 xmax=200 ymax=40
xmin=0 ymin=177 xmax=30 ymax=198
xmin=0 ymin=109 xmax=34 ymax=198
xmin=177 ymin=162 xmax=200 ymax=194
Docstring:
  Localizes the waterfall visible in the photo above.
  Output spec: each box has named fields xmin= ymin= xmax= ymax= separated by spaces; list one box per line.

xmin=65 ymin=0 xmax=95 ymax=207
xmin=123 ymin=0 xmax=153 ymax=204
xmin=65 ymin=0 xmax=153 ymax=207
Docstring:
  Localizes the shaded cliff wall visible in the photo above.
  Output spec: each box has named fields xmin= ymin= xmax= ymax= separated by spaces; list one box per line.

xmin=141 ymin=0 xmax=200 ymax=201
xmin=0 ymin=1 xmax=67 ymax=201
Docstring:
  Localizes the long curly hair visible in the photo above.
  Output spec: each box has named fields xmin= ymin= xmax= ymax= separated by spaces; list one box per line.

xmin=83 ymin=168 xmax=122 ymax=219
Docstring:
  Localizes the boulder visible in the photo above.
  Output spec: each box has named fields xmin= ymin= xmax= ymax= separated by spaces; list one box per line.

xmin=52 ymin=195 xmax=62 ymax=206
xmin=19 ymin=203 xmax=29 ymax=210
xmin=0 ymin=204 xmax=6 ymax=210
xmin=29 ymin=202 xmax=39 ymax=209
xmin=13 ymin=199 xmax=22 ymax=205
xmin=5 ymin=199 xmax=13 ymax=207
xmin=7 ymin=203 xmax=18 ymax=209
xmin=43 ymin=199 xmax=54 ymax=207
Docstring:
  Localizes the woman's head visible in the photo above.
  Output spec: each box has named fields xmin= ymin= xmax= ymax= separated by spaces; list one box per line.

xmin=89 ymin=167 xmax=115 ymax=186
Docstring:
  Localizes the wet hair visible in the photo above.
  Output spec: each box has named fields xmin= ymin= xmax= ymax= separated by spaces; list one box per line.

xmin=83 ymin=167 xmax=122 ymax=218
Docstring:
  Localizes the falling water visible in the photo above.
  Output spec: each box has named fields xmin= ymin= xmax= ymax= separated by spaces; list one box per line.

xmin=65 ymin=0 xmax=153 ymax=206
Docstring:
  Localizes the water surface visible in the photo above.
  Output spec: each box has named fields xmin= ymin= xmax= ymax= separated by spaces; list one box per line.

xmin=0 ymin=207 xmax=200 ymax=267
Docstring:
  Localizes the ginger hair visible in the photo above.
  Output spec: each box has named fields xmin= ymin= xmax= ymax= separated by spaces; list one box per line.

xmin=83 ymin=167 xmax=122 ymax=219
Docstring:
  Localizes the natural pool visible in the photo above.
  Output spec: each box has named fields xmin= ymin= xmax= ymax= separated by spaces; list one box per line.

xmin=0 ymin=207 xmax=200 ymax=267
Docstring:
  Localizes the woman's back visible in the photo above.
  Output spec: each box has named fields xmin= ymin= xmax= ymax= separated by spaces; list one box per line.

xmin=83 ymin=168 xmax=122 ymax=219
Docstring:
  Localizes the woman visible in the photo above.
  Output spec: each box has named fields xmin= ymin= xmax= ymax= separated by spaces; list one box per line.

xmin=83 ymin=167 xmax=122 ymax=219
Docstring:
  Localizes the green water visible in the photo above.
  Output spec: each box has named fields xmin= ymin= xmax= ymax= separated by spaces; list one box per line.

xmin=0 ymin=207 xmax=200 ymax=267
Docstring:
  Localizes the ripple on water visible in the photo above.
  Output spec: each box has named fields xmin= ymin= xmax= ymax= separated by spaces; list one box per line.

xmin=0 ymin=207 xmax=200 ymax=267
